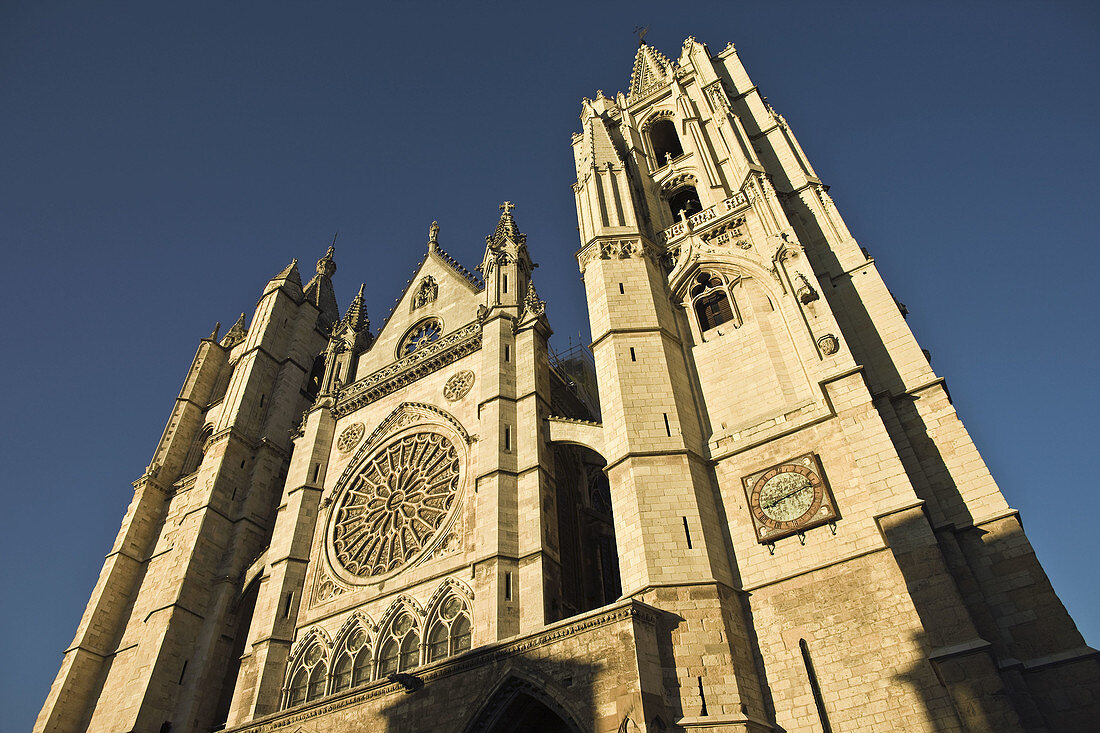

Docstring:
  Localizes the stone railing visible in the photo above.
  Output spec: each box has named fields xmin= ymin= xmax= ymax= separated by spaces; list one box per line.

xmin=660 ymin=191 xmax=750 ymax=244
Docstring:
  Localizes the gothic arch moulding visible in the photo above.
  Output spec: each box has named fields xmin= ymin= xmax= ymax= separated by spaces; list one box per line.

xmin=463 ymin=670 xmax=585 ymax=733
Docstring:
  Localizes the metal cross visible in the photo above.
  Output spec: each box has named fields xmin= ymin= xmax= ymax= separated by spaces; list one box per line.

xmin=633 ymin=25 xmax=649 ymax=46
xmin=500 ymin=201 xmax=515 ymax=214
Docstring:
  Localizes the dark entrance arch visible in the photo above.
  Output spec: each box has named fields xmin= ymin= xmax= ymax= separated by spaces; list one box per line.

xmin=463 ymin=677 xmax=583 ymax=733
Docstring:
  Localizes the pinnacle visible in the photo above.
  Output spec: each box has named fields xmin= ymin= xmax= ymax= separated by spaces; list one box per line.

xmin=342 ymin=283 xmax=369 ymax=333
xmin=490 ymin=201 xmax=525 ymax=245
xmin=271 ymin=258 xmax=302 ymax=286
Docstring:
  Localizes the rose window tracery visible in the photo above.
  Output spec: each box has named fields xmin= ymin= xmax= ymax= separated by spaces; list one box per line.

xmin=331 ymin=431 xmax=461 ymax=578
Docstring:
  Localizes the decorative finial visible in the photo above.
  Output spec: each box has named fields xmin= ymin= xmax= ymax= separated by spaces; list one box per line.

xmin=429 ymin=220 xmax=439 ymax=245
xmin=209 ymin=322 xmax=221 ymax=340
xmin=316 ymin=242 xmax=337 ymax=277
xmin=357 ymin=282 xmax=365 ymax=298
xmin=633 ymin=25 xmax=649 ymax=47
xmin=499 ymin=201 xmax=515 ymax=215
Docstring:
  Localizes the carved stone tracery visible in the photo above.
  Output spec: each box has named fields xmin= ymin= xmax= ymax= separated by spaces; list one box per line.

xmin=330 ymin=431 xmax=461 ymax=580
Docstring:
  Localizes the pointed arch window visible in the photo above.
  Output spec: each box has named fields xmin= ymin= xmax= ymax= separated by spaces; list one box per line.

xmin=378 ymin=612 xmax=420 ymax=676
xmin=284 ymin=641 xmax=328 ymax=709
xmin=668 ymin=185 xmax=702 ymax=221
xmin=690 ymin=271 xmax=742 ymax=333
xmin=331 ymin=626 xmax=369 ymax=693
xmin=647 ymin=117 xmax=684 ymax=166
xmin=427 ymin=595 xmax=472 ymax=662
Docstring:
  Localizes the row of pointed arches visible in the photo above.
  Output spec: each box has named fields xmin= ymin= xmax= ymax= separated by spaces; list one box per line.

xmin=283 ymin=580 xmax=473 ymax=709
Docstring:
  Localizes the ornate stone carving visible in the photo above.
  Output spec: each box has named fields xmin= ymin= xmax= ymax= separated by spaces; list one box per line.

xmin=330 ymin=431 xmax=461 ymax=580
xmin=412 ymin=276 xmax=438 ymax=310
xmin=443 ymin=370 xmax=475 ymax=402
xmin=336 ymin=422 xmax=365 ymax=454
xmin=315 ymin=570 xmax=347 ymax=604
xmin=817 ymin=334 xmax=840 ymax=356
xmin=795 ymin=274 xmax=819 ymax=304
xmin=522 ymin=282 xmax=545 ymax=320
xmin=334 ymin=321 xmax=482 ymax=416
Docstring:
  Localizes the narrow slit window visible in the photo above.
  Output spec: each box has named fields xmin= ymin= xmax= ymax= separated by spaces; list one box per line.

xmin=504 ymin=344 xmax=510 ymax=362
xmin=504 ymin=571 xmax=512 ymax=601
xmin=683 ymin=517 xmax=693 ymax=549
xmin=178 ymin=660 xmax=188 ymax=685
xmin=504 ymin=426 xmax=511 ymax=451
xmin=312 ymin=464 xmax=320 ymax=482
xmin=663 ymin=413 xmax=672 ymax=437
xmin=619 ymin=283 xmax=625 ymax=294
xmin=259 ymin=394 xmax=265 ymax=407
xmin=630 ymin=347 xmax=636 ymax=362
xmin=282 ymin=592 xmax=294 ymax=619
xmin=503 ymin=273 xmax=508 ymax=293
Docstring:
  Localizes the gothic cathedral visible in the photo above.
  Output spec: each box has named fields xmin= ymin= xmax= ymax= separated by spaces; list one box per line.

xmin=37 ymin=37 xmax=1099 ymax=733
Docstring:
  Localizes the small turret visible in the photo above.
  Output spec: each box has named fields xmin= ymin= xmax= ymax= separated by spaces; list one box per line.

xmin=479 ymin=201 xmax=535 ymax=311
xmin=302 ymin=244 xmax=339 ymax=327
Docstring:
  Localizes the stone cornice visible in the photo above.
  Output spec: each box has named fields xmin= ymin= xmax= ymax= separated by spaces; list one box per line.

xmin=332 ymin=321 xmax=482 ymax=417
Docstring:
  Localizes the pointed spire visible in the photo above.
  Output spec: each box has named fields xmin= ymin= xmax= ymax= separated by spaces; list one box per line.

xmin=208 ymin=322 xmax=221 ymax=341
xmin=342 ymin=283 xmax=369 ymax=333
xmin=303 ymin=239 xmax=340 ymax=326
xmin=270 ymin=258 xmax=302 ymax=286
xmin=490 ymin=201 xmax=525 ymax=247
xmin=220 ymin=313 xmax=248 ymax=348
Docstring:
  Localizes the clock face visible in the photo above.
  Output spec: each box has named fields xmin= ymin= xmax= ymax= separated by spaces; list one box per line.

xmin=758 ymin=469 xmax=815 ymax=522
xmin=743 ymin=453 xmax=839 ymax=543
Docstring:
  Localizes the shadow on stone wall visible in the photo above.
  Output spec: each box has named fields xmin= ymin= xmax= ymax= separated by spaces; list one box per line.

xmin=377 ymin=658 xmax=598 ymax=733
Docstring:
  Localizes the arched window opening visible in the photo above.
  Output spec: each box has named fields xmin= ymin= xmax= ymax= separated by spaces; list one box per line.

xmin=180 ymin=426 xmax=213 ymax=477
xmin=284 ymin=641 xmax=327 ymax=709
xmin=352 ymin=647 xmax=371 ymax=686
xmin=648 ymin=118 xmax=683 ymax=166
xmin=427 ymin=623 xmax=448 ymax=662
xmin=307 ymin=662 xmax=326 ymax=701
xmin=427 ymin=596 xmax=471 ymax=663
xmin=287 ymin=668 xmax=308 ymax=708
xmin=378 ymin=611 xmax=420 ymax=677
xmin=305 ymin=354 xmax=325 ymax=399
xmin=690 ymin=271 xmax=742 ymax=333
xmin=332 ymin=654 xmax=352 ymax=693
xmin=399 ymin=632 xmax=420 ymax=672
xmin=668 ymin=186 xmax=702 ymax=221
xmin=378 ymin=639 xmax=399 ymax=677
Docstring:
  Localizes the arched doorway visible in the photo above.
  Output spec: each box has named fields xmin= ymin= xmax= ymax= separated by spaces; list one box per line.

xmin=464 ymin=677 xmax=583 ymax=733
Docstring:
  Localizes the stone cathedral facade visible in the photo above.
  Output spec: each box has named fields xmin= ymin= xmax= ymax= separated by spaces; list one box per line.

xmin=38 ymin=37 xmax=1099 ymax=733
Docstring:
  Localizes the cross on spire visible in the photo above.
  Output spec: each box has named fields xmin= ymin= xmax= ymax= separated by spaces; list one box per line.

xmin=500 ymin=201 xmax=515 ymax=215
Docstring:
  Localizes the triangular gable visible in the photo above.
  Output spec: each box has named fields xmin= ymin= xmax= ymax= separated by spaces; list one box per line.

xmin=355 ymin=245 xmax=483 ymax=377
xmin=628 ymin=44 xmax=673 ymax=102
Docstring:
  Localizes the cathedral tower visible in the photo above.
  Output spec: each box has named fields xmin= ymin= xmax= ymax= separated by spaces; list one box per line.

xmin=569 ymin=37 xmax=1099 ymax=731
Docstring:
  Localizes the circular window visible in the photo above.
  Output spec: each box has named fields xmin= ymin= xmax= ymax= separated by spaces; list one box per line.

xmin=400 ymin=318 xmax=443 ymax=356
xmin=328 ymin=430 xmax=462 ymax=582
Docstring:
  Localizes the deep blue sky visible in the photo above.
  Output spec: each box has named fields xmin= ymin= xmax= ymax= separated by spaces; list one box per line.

xmin=3 ymin=1 xmax=1098 ymax=728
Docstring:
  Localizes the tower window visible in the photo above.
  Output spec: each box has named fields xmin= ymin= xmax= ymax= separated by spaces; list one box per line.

xmin=648 ymin=117 xmax=684 ymax=166
xmin=690 ymin=271 xmax=742 ymax=333
xmin=668 ymin=185 xmax=702 ymax=221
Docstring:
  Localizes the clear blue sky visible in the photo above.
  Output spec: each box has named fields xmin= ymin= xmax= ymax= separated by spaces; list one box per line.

xmin=2 ymin=1 xmax=1098 ymax=728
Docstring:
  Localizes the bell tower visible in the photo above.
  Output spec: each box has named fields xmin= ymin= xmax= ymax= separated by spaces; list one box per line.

xmin=571 ymin=37 xmax=1100 ymax=731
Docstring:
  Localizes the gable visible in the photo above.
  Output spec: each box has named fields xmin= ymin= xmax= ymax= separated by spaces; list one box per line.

xmin=354 ymin=248 xmax=482 ymax=378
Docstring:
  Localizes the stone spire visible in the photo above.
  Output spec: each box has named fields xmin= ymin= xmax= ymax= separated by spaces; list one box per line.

xmin=627 ymin=42 xmax=673 ymax=101
xmin=302 ymin=243 xmax=339 ymax=327
xmin=343 ymin=283 xmax=369 ymax=334
xmin=220 ymin=313 xmax=248 ymax=348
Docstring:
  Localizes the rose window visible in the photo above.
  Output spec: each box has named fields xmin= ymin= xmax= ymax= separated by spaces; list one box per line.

xmin=330 ymin=431 xmax=461 ymax=578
